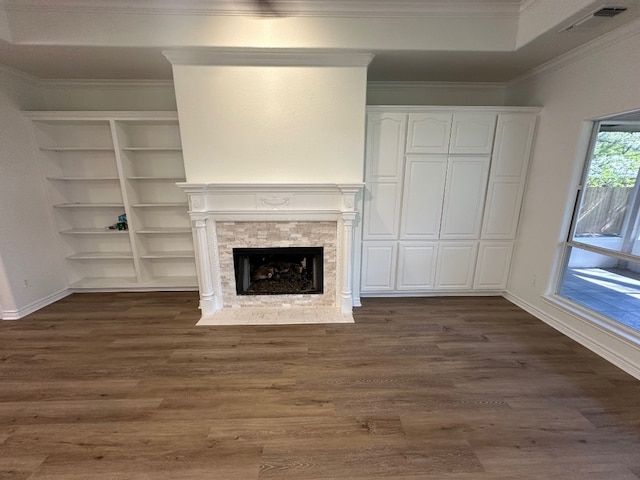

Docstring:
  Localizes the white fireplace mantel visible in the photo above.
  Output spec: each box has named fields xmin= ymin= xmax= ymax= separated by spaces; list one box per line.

xmin=177 ymin=183 xmax=363 ymax=319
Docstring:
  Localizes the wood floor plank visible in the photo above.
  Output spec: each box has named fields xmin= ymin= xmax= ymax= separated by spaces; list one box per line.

xmin=0 ymin=293 xmax=639 ymax=479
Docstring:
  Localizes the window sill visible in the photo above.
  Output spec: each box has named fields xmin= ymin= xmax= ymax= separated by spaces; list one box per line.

xmin=542 ymin=294 xmax=640 ymax=347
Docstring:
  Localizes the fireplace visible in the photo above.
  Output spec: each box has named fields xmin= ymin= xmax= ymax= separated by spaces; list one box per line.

xmin=233 ymin=247 xmax=324 ymax=295
xmin=177 ymin=183 xmax=363 ymax=319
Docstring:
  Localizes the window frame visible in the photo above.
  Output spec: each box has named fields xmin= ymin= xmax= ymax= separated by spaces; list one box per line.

xmin=562 ymin=121 xmax=640 ymax=266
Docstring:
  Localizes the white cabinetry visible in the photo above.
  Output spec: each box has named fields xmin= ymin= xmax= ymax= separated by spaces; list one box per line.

xmin=481 ymin=114 xmax=537 ymax=240
xmin=439 ymin=156 xmax=490 ymax=240
xmin=365 ymin=113 xmax=406 ymax=181
xmin=474 ymin=241 xmax=514 ymax=290
xmin=406 ymin=113 xmax=451 ymax=154
xmin=400 ymin=156 xmax=447 ymax=240
xmin=361 ymin=241 xmax=397 ymax=291
xmin=397 ymin=242 xmax=437 ymax=290
xmin=450 ymin=113 xmax=497 ymax=155
xmin=360 ymin=107 xmax=538 ymax=296
xmin=435 ymin=242 xmax=478 ymax=290
xmin=28 ymin=112 xmax=196 ymax=291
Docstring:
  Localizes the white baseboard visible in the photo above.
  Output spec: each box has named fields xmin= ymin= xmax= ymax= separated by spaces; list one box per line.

xmin=503 ymin=291 xmax=640 ymax=381
xmin=1 ymin=288 xmax=71 ymax=320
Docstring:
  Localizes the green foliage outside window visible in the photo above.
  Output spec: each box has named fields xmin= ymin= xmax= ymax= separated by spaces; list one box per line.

xmin=587 ymin=131 xmax=640 ymax=187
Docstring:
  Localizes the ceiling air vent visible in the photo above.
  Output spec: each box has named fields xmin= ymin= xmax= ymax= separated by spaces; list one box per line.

xmin=593 ymin=7 xmax=628 ymax=17
xmin=562 ymin=6 xmax=628 ymax=31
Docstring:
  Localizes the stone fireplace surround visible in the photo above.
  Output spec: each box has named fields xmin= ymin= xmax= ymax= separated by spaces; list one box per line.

xmin=177 ymin=183 xmax=363 ymax=323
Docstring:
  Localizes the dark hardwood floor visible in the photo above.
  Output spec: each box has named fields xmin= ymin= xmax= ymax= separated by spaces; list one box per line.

xmin=1 ymin=292 xmax=640 ymax=479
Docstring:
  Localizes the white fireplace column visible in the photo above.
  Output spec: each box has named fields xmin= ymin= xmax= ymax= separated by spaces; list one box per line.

xmin=190 ymin=214 xmax=222 ymax=315
xmin=179 ymin=183 xmax=363 ymax=319
xmin=338 ymin=185 xmax=361 ymax=314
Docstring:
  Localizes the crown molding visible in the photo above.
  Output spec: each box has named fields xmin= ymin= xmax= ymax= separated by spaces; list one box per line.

xmin=508 ymin=15 xmax=640 ymax=88
xmin=0 ymin=61 xmax=41 ymax=87
xmin=366 ymin=105 xmax=541 ymax=113
xmin=1 ymin=0 xmax=522 ymax=18
xmin=163 ymin=49 xmax=374 ymax=67
xmin=519 ymin=0 xmax=544 ymax=16
xmin=23 ymin=110 xmax=179 ymax=120
xmin=367 ymin=81 xmax=507 ymax=91
xmin=40 ymin=79 xmax=174 ymax=89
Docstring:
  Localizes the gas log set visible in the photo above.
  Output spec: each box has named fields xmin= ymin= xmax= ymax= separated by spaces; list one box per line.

xmin=232 ymin=247 xmax=324 ymax=295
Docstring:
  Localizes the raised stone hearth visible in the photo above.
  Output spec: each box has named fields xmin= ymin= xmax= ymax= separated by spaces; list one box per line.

xmin=178 ymin=183 xmax=362 ymax=324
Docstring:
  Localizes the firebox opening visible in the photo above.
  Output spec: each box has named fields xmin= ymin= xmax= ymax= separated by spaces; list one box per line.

xmin=232 ymin=247 xmax=324 ymax=295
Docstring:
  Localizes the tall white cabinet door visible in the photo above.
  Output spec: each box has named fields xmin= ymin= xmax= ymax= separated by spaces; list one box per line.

xmin=406 ymin=113 xmax=452 ymax=154
xmin=449 ymin=113 xmax=497 ymax=155
xmin=396 ymin=242 xmax=437 ymax=290
xmin=363 ymin=182 xmax=401 ymax=239
xmin=365 ymin=113 xmax=407 ymax=181
xmin=435 ymin=242 xmax=478 ymax=290
xmin=482 ymin=113 xmax=537 ymax=239
xmin=440 ymin=157 xmax=490 ymax=240
xmin=361 ymin=242 xmax=397 ymax=292
xmin=481 ymin=183 xmax=522 ymax=240
xmin=474 ymin=242 xmax=513 ymax=290
xmin=400 ymin=156 xmax=447 ymax=240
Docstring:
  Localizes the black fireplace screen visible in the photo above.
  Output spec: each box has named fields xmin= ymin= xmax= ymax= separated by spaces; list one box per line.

xmin=232 ymin=247 xmax=324 ymax=295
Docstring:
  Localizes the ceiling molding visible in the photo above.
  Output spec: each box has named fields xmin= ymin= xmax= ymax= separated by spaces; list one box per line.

xmin=368 ymin=81 xmax=507 ymax=91
xmin=519 ymin=0 xmax=544 ymax=16
xmin=508 ymin=14 xmax=640 ymax=88
xmin=163 ymin=49 xmax=375 ymax=67
xmin=0 ymin=61 xmax=40 ymax=86
xmin=1 ymin=0 xmax=522 ymax=18
xmin=40 ymin=79 xmax=175 ymax=88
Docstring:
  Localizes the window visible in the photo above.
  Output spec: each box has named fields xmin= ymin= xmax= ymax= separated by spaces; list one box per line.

xmin=556 ymin=116 xmax=640 ymax=333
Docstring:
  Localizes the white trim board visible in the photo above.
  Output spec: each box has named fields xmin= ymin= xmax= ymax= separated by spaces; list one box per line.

xmin=1 ymin=288 xmax=71 ymax=320
xmin=1 ymin=1 xmax=521 ymax=18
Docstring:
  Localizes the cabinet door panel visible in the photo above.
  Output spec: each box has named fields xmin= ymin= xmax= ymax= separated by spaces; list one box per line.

xmin=435 ymin=242 xmax=478 ymax=290
xmin=363 ymin=182 xmax=401 ymax=239
xmin=491 ymin=114 xmax=536 ymax=181
xmin=481 ymin=182 xmax=522 ymax=239
xmin=366 ymin=113 xmax=406 ymax=181
xmin=474 ymin=242 xmax=513 ymax=290
xmin=397 ymin=242 xmax=437 ymax=290
xmin=450 ymin=113 xmax=497 ymax=155
xmin=440 ymin=157 xmax=490 ymax=240
xmin=400 ymin=156 xmax=447 ymax=240
xmin=406 ymin=113 xmax=452 ymax=154
xmin=361 ymin=242 xmax=397 ymax=291
xmin=482 ymin=113 xmax=537 ymax=240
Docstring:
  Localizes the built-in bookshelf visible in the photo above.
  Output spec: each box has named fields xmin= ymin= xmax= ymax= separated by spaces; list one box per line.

xmin=27 ymin=112 xmax=197 ymax=291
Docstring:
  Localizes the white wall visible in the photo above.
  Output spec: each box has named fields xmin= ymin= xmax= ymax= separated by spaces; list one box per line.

xmin=367 ymin=82 xmax=507 ymax=106
xmin=38 ymin=80 xmax=507 ymax=112
xmin=172 ymin=63 xmax=368 ymax=183
xmin=505 ymin=20 xmax=640 ymax=378
xmin=0 ymin=66 xmax=68 ymax=319
xmin=41 ymin=81 xmax=177 ymax=111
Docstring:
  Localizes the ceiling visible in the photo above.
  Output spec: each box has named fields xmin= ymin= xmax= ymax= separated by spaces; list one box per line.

xmin=0 ymin=0 xmax=639 ymax=83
